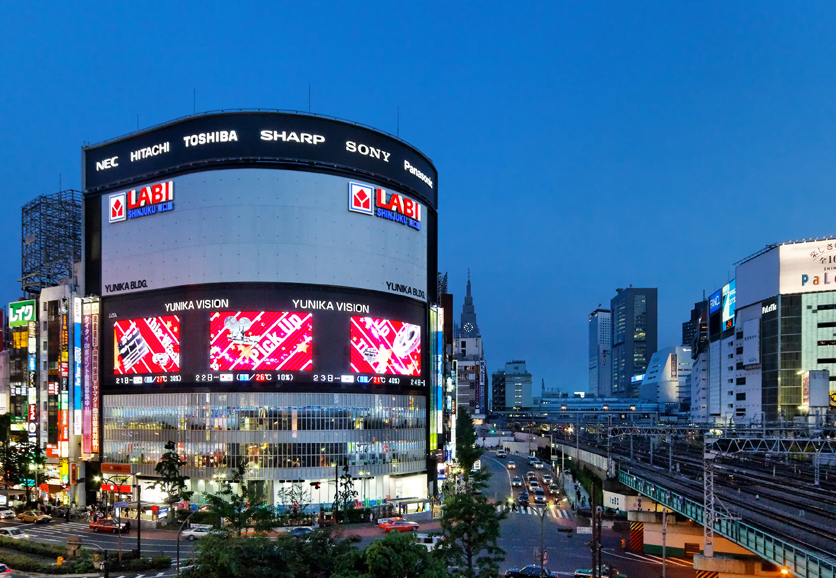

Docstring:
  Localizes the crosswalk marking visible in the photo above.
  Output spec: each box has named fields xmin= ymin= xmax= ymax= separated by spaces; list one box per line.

xmin=495 ymin=504 xmax=571 ymax=519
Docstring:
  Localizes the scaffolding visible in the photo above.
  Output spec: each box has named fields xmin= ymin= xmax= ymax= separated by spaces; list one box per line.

xmin=20 ymin=190 xmax=82 ymax=297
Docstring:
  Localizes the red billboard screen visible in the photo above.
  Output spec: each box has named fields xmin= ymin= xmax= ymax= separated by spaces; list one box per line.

xmin=350 ymin=316 xmax=421 ymax=376
xmin=114 ymin=316 xmax=180 ymax=374
xmin=209 ymin=311 xmax=313 ymax=371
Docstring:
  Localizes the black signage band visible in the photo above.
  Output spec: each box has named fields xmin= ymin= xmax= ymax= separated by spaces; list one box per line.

xmin=83 ymin=110 xmax=438 ymax=209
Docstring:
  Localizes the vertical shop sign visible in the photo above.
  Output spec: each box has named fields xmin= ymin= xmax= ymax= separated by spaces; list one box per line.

xmin=91 ymin=301 xmax=100 ymax=454
xmin=82 ymin=302 xmax=92 ymax=454
xmin=59 ymin=313 xmax=69 ymax=457
xmin=73 ymin=298 xmax=83 ymax=435
xmin=28 ymin=320 xmax=37 ymax=443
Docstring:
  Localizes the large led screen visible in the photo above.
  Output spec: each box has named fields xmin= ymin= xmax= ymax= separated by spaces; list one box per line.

xmin=101 ymin=283 xmax=427 ymax=393
xmin=350 ymin=317 xmax=421 ymax=376
xmin=114 ymin=316 xmax=180 ymax=374
xmin=210 ymin=311 xmax=313 ymax=371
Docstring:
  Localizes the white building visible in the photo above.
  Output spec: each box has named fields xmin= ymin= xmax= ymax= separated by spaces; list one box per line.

xmin=588 ymin=308 xmax=612 ymax=396
xmin=640 ymin=345 xmax=692 ymax=413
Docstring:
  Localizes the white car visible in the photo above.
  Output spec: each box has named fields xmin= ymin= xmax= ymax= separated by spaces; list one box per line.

xmin=415 ymin=533 xmax=444 ymax=551
xmin=0 ymin=527 xmax=29 ymax=540
xmin=507 ymin=461 xmax=516 ymax=470
xmin=533 ymin=460 xmax=545 ymax=470
xmin=181 ymin=525 xmax=214 ymax=541
xmin=496 ymin=449 xmax=507 ymax=458
xmin=0 ymin=509 xmax=15 ymax=520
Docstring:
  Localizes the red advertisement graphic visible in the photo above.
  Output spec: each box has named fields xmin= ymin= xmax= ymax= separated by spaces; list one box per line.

xmin=210 ymin=311 xmax=313 ymax=371
xmin=350 ymin=316 xmax=421 ymax=376
xmin=114 ymin=316 xmax=180 ymax=374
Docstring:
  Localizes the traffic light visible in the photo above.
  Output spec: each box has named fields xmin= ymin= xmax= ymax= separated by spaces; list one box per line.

xmin=310 ymin=482 xmax=321 ymax=490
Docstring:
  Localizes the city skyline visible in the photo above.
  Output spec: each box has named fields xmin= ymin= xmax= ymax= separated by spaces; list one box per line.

xmin=3 ymin=3 xmax=836 ymax=392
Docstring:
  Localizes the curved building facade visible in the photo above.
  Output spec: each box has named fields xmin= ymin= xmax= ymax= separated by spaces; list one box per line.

xmin=82 ymin=111 xmax=438 ymax=506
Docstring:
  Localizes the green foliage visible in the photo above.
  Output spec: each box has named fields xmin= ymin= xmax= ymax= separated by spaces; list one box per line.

xmin=105 ymin=551 xmax=171 ymax=572
xmin=181 ymin=533 xmax=288 ymax=578
xmin=455 ymin=408 xmax=483 ymax=476
xmin=276 ymin=528 xmax=361 ymax=578
xmin=0 ymin=534 xmax=68 ymax=557
xmin=0 ymin=551 xmax=95 ymax=574
xmin=150 ymin=440 xmax=193 ymax=516
xmin=334 ymin=531 xmax=446 ymax=578
xmin=202 ymin=460 xmax=279 ymax=536
xmin=574 ymin=466 xmax=603 ymax=508
xmin=439 ymin=465 xmax=506 ymax=578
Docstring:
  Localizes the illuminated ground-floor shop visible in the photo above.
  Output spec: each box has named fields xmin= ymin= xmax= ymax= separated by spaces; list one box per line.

xmin=102 ymin=391 xmax=429 ymax=508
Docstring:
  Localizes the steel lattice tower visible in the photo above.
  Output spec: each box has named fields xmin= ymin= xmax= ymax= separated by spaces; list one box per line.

xmin=21 ymin=190 xmax=82 ymax=297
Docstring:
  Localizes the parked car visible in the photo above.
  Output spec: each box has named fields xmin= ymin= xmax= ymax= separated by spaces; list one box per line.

xmin=182 ymin=526 xmax=215 ymax=541
xmin=512 ymin=476 xmax=523 ymax=487
xmin=574 ymin=565 xmax=627 ymax=578
xmin=0 ymin=509 xmax=16 ymax=520
xmin=507 ymin=461 xmax=516 ymax=470
xmin=380 ymin=519 xmax=419 ymax=533
xmin=505 ymin=564 xmax=559 ymax=577
xmin=89 ymin=518 xmax=128 ymax=534
xmin=17 ymin=511 xmax=50 ymax=524
xmin=0 ymin=528 xmax=29 ymax=540
xmin=496 ymin=449 xmax=507 ymax=458
xmin=415 ymin=533 xmax=444 ymax=551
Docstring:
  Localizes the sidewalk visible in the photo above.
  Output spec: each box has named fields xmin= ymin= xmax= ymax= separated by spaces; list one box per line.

xmin=562 ymin=473 xmax=590 ymax=509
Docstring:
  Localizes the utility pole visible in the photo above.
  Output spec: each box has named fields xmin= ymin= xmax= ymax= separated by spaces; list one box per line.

xmin=668 ymin=432 xmax=673 ymax=472
xmin=661 ymin=510 xmax=668 ymax=578
xmin=136 ymin=483 xmax=141 ymax=557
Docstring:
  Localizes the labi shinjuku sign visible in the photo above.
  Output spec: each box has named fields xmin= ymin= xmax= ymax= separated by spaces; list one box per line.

xmin=9 ymin=300 xmax=36 ymax=327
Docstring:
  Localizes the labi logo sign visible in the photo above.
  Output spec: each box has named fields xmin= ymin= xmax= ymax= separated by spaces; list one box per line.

xmin=109 ymin=181 xmax=174 ymax=224
xmin=9 ymin=300 xmax=36 ymax=327
xmin=348 ymin=182 xmax=422 ymax=231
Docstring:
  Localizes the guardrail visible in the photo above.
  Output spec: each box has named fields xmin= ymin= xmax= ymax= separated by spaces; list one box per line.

xmin=618 ymin=470 xmax=836 ymax=578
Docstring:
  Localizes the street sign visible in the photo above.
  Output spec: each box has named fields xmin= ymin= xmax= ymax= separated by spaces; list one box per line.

xmin=576 ymin=526 xmax=593 ymax=534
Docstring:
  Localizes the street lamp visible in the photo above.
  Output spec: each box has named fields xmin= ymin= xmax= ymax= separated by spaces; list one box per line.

xmin=532 ymin=503 xmax=552 ymax=577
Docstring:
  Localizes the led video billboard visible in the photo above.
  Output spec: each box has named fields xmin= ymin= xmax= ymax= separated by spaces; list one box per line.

xmin=101 ymin=283 xmax=426 ymax=393
xmin=350 ymin=317 xmax=422 ymax=376
xmin=210 ymin=311 xmax=313 ymax=371
xmin=114 ymin=316 xmax=180 ymax=374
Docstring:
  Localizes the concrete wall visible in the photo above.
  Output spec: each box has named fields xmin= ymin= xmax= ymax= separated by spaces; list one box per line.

xmin=639 ymin=516 xmax=755 ymax=557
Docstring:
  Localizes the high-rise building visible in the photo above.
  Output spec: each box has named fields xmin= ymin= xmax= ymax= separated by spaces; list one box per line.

xmin=611 ymin=287 xmax=658 ymax=397
xmin=454 ymin=273 xmax=487 ymax=415
xmin=588 ymin=308 xmax=612 ymax=396
xmin=503 ymin=360 xmax=533 ymax=409
xmin=491 ymin=369 xmax=506 ymax=413
xmin=682 ymin=301 xmax=706 ymax=347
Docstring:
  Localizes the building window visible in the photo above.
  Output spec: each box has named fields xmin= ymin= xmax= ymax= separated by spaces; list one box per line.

xmin=736 ymin=377 xmax=746 ymax=385
xmin=736 ymin=393 xmax=746 ymax=401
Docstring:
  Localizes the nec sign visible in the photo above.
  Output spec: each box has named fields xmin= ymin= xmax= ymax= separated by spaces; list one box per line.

xmin=110 ymin=181 xmax=174 ymax=223
xmin=349 ymin=182 xmax=421 ymax=231
xmin=9 ymin=300 xmax=36 ymax=327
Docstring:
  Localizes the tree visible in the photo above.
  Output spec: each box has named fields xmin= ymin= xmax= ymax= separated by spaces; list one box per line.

xmin=150 ymin=440 xmax=193 ymax=522
xmin=334 ymin=466 xmax=358 ymax=522
xmin=182 ymin=533 xmax=289 ymax=578
xmin=439 ymin=482 xmax=506 ymax=578
xmin=203 ymin=460 xmax=278 ymax=536
xmin=277 ymin=528 xmax=361 ymax=578
xmin=441 ymin=413 xmax=506 ymax=578
xmin=276 ymin=481 xmax=312 ymax=523
xmin=455 ymin=407 xmax=483 ymax=475
xmin=334 ymin=531 xmax=447 ymax=578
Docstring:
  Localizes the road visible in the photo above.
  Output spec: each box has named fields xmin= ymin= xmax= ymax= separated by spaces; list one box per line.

xmin=1 ymin=458 xmax=700 ymax=578
xmin=481 ymin=451 xmax=698 ymax=578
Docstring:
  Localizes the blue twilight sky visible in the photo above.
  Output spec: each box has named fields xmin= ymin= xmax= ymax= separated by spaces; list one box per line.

xmin=2 ymin=2 xmax=836 ymax=394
